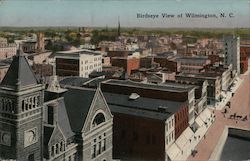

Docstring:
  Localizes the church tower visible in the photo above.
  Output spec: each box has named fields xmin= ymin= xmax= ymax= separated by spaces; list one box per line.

xmin=0 ymin=49 xmax=44 ymax=161
xmin=118 ymin=17 xmax=121 ymax=37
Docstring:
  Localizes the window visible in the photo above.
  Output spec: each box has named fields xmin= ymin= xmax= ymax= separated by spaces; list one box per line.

xmin=92 ymin=144 xmax=96 ymax=158
xmin=51 ymin=146 xmax=54 ymax=157
xmin=56 ymin=144 xmax=59 ymax=154
xmin=60 ymin=141 xmax=64 ymax=152
xmin=48 ymin=106 xmax=54 ymax=125
xmin=92 ymin=113 xmax=105 ymax=128
xmin=102 ymin=138 xmax=106 ymax=151
xmin=33 ymin=97 xmax=36 ymax=108
xmin=98 ymin=141 xmax=101 ymax=155
xmin=22 ymin=100 xmax=25 ymax=112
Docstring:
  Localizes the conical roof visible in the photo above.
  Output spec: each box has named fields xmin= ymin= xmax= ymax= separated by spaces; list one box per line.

xmin=0 ymin=49 xmax=38 ymax=90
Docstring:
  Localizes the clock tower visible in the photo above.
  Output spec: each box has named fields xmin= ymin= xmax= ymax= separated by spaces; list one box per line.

xmin=0 ymin=49 xmax=44 ymax=161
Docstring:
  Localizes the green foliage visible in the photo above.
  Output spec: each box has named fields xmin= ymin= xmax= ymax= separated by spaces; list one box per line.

xmin=90 ymin=30 xmax=117 ymax=45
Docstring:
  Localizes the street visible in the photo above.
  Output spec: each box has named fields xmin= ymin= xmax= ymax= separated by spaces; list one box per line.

xmin=188 ymin=73 xmax=250 ymax=161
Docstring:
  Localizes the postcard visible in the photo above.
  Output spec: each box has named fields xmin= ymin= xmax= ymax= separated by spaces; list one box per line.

xmin=0 ymin=0 xmax=249 ymax=161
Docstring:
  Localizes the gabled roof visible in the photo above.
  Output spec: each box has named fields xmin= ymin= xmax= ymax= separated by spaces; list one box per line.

xmin=0 ymin=50 xmax=38 ymax=90
xmin=63 ymin=87 xmax=96 ymax=133
xmin=57 ymin=98 xmax=75 ymax=138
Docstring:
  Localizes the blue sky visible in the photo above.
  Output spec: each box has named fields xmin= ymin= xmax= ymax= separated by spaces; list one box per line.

xmin=0 ymin=0 xmax=249 ymax=28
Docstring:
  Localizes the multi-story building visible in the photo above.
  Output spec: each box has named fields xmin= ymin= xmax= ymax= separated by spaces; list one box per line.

xmin=240 ymin=44 xmax=250 ymax=74
xmin=176 ymin=56 xmax=211 ymax=74
xmin=223 ymin=35 xmax=240 ymax=74
xmin=27 ymin=51 xmax=52 ymax=64
xmin=111 ymin=57 xmax=140 ymax=75
xmin=0 ymin=49 xmax=113 ymax=161
xmin=0 ymin=43 xmax=17 ymax=59
xmin=101 ymin=80 xmax=189 ymax=161
xmin=176 ymin=73 xmax=221 ymax=106
xmin=55 ymin=49 xmax=102 ymax=78
xmin=0 ymin=37 xmax=8 ymax=44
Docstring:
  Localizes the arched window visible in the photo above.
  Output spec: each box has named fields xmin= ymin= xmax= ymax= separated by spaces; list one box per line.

xmin=51 ymin=146 xmax=54 ymax=157
xmin=92 ymin=113 xmax=105 ymax=128
xmin=56 ymin=144 xmax=59 ymax=154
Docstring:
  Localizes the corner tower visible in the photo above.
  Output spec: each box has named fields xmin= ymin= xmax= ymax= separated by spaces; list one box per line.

xmin=0 ymin=49 xmax=44 ymax=161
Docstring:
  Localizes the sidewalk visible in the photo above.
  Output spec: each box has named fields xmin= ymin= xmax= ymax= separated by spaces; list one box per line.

xmin=188 ymin=72 xmax=250 ymax=161
xmin=167 ymin=109 xmax=214 ymax=161
xmin=208 ymin=76 xmax=243 ymax=111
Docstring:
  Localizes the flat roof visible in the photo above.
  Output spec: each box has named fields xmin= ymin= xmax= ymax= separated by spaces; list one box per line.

xmin=176 ymin=73 xmax=219 ymax=80
xmin=104 ymin=92 xmax=185 ymax=120
xmin=103 ymin=79 xmax=193 ymax=93
xmin=56 ymin=49 xmax=102 ymax=56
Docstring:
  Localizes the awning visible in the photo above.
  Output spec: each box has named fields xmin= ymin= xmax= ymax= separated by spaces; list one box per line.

xmin=195 ymin=117 xmax=204 ymax=127
xmin=167 ymin=143 xmax=181 ymax=160
xmin=204 ymin=108 xmax=212 ymax=118
xmin=176 ymin=133 xmax=188 ymax=148
xmin=200 ymin=110 xmax=208 ymax=121
xmin=183 ymin=127 xmax=194 ymax=139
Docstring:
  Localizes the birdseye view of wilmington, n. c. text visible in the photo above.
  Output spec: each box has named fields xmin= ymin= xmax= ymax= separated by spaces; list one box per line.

xmin=0 ymin=0 xmax=250 ymax=161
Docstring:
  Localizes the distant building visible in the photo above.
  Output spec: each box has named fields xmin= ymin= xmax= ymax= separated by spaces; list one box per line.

xmin=111 ymin=57 xmax=140 ymax=75
xmin=176 ymin=73 xmax=221 ymax=106
xmin=37 ymin=33 xmax=45 ymax=52
xmin=27 ymin=51 xmax=52 ymax=64
xmin=0 ymin=37 xmax=8 ymax=44
xmin=223 ymin=35 xmax=240 ymax=74
xmin=0 ymin=63 xmax=9 ymax=82
xmin=176 ymin=56 xmax=211 ymax=74
xmin=240 ymin=44 xmax=250 ymax=74
xmin=0 ymin=43 xmax=17 ymax=59
xmin=32 ymin=63 xmax=53 ymax=77
xmin=55 ymin=49 xmax=102 ymax=78
xmin=22 ymin=40 xmax=37 ymax=53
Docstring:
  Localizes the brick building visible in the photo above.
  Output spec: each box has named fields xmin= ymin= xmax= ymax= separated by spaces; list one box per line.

xmin=107 ymin=50 xmax=131 ymax=58
xmin=32 ymin=63 xmax=53 ymax=77
xmin=101 ymin=80 xmax=189 ymax=161
xmin=240 ymin=45 xmax=250 ymax=74
xmin=154 ymin=57 xmax=180 ymax=73
xmin=111 ymin=57 xmax=140 ymax=75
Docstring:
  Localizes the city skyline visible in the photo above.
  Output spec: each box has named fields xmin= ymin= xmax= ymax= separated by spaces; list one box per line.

xmin=0 ymin=0 xmax=249 ymax=28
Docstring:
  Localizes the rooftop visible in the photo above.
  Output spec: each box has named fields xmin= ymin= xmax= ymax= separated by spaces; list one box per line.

xmin=103 ymin=79 xmax=193 ymax=93
xmin=177 ymin=73 xmax=219 ymax=80
xmin=104 ymin=92 xmax=185 ymax=120
xmin=56 ymin=49 xmax=102 ymax=56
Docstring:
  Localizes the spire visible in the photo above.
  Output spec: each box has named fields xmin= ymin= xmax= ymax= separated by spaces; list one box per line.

xmin=118 ymin=16 xmax=121 ymax=37
xmin=0 ymin=48 xmax=38 ymax=91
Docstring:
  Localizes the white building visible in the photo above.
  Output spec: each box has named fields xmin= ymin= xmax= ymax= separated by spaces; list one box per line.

xmin=223 ymin=35 xmax=240 ymax=74
xmin=55 ymin=49 xmax=102 ymax=78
